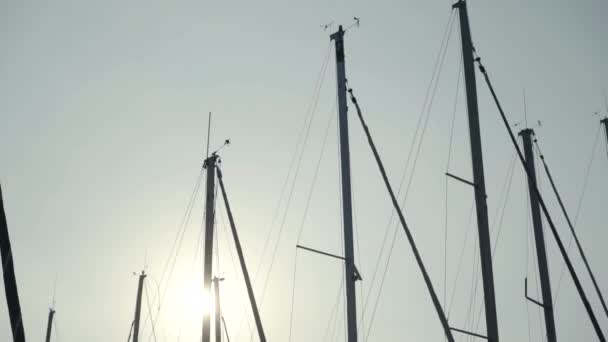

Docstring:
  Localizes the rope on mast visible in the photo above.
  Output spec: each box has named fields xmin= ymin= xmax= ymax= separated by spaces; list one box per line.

xmin=473 ymin=54 xmax=606 ymax=342
xmin=533 ymin=138 xmax=608 ymax=319
xmin=348 ymin=87 xmax=456 ymax=342
xmin=217 ymin=166 xmax=267 ymax=342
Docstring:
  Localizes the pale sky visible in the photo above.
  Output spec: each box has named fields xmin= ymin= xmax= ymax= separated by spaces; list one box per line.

xmin=1 ymin=0 xmax=607 ymax=341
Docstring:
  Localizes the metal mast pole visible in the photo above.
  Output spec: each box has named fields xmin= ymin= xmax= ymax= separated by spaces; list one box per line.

xmin=520 ymin=129 xmax=557 ymax=342
xmin=601 ymin=118 xmax=608 ymax=159
xmin=44 ymin=308 xmax=56 ymax=342
xmin=0 ymin=184 xmax=26 ymax=342
xmin=202 ymin=155 xmax=218 ymax=342
xmin=213 ymin=277 xmax=224 ymax=342
xmin=217 ymin=167 xmax=266 ymax=342
xmin=453 ymin=2 xmax=499 ymax=341
xmin=330 ymin=25 xmax=358 ymax=342
xmin=132 ymin=271 xmax=146 ymax=342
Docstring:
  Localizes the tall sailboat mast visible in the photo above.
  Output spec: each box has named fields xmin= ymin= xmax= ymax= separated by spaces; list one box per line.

xmin=202 ymin=155 xmax=218 ymax=342
xmin=213 ymin=277 xmax=224 ymax=342
xmin=0 ymin=184 xmax=26 ymax=342
xmin=453 ymin=1 xmax=499 ymax=341
xmin=601 ymin=117 xmax=608 ymax=159
xmin=330 ymin=25 xmax=359 ymax=342
xmin=44 ymin=307 xmax=56 ymax=342
xmin=519 ymin=129 xmax=556 ymax=342
xmin=132 ymin=271 xmax=146 ymax=342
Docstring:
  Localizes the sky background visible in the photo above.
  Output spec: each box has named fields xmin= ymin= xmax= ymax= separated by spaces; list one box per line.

xmin=1 ymin=0 xmax=608 ymax=341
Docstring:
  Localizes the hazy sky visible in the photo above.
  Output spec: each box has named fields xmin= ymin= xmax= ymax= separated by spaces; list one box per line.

xmin=1 ymin=0 xmax=607 ymax=341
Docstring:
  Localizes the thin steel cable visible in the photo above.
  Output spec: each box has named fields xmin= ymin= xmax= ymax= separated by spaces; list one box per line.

xmin=144 ymin=282 xmax=158 ymax=342
xmin=360 ymin=12 xmax=456 ymax=335
xmin=252 ymin=43 xmax=333 ymax=287
xmin=553 ymin=124 xmax=601 ymax=301
xmin=475 ymin=55 xmax=605 ymax=341
xmin=534 ymin=138 xmax=608 ymax=319
xmin=322 ymin=278 xmax=345 ymax=342
xmin=255 ymin=42 xmax=333 ymax=309
xmin=141 ymin=170 xmax=204 ymax=334
xmin=444 ymin=42 xmax=464 ymax=318
xmin=288 ymin=99 xmax=336 ymax=342
xmin=447 ymin=202 xmax=475 ymax=317
xmin=218 ymin=203 xmax=255 ymax=339
xmin=349 ymin=88 xmax=455 ymax=342
xmin=236 ymin=44 xmax=333 ymax=339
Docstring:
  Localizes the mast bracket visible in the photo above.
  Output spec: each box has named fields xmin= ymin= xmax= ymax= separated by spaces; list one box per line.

xmin=353 ymin=265 xmax=363 ymax=281
xmin=296 ymin=244 xmax=345 ymax=261
xmin=525 ymin=277 xmax=548 ymax=309
xmin=449 ymin=326 xmax=488 ymax=339
xmin=445 ymin=172 xmax=487 ymax=198
xmin=296 ymin=245 xmax=362 ymax=281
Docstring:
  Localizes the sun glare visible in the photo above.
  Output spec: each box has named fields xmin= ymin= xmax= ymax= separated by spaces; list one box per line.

xmin=177 ymin=275 xmax=215 ymax=324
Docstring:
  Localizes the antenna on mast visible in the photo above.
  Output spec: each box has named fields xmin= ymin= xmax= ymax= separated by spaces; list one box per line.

xmin=206 ymin=112 xmax=212 ymax=159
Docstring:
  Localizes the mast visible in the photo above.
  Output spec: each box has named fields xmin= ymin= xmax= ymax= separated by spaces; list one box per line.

xmin=0 ymin=184 xmax=26 ymax=342
xmin=202 ymin=155 xmax=218 ymax=342
xmin=601 ymin=118 xmax=608 ymax=158
xmin=132 ymin=271 xmax=146 ymax=342
xmin=213 ymin=277 xmax=224 ymax=342
xmin=452 ymin=2 xmax=499 ymax=341
xmin=330 ymin=25 xmax=358 ymax=342
xmin=44 ymin=308 xmax=56 ymax=342
xmin=519 ymin=129 xmax=556 ymax=342
xmin=217 ymin=166 xmax=266 ymax=342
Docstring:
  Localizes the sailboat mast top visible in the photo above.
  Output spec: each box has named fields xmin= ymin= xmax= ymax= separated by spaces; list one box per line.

xmin=519 ymin=128 xmax=557 ymax=342
xmin=45 ymin=308 xmax=56 ymax=342
xmin=132 ymin=271 xmax=146 ymax=342
xmin=330 ymin=25 xmax=358 ymax=342
xmin=601 ymin=118 xmax=608 ymax=158
xmin=453 ymin=1 xmax=499 ymax=341
xmin=202 ymin=154 xmax=218 ymax=342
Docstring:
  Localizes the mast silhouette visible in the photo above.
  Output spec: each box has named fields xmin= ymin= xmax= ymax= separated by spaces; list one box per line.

xmin=202 ymin=154 xmax=218 ymax=342
xmin=132 ymin=271 xmax=146 ymax=342
xmin=601 ymin=117 xmax=608 ymax=159
xmin=213 ymin=277 xmax=224 ymax=342
xmin=0 ymin=184 xmax=26 ymax=342
xmin=519 ymin=129 xmax=556 ymax=342
xmin=330 ymin=24 xmax=358 ymax=342
xmin=453 ymin=1 xmax=499 ymax=341
xmin=217 ymin=166 xmax=267 ymax=342
xmin=44 ymin=308 xmax=56 ymax=342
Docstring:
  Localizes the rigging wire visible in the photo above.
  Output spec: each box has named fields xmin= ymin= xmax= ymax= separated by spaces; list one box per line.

xmin=235 ymin=43 xmax=335 ymax=339
xmin=241 ymin=43 xmax=334 ymax=342
xmin=446 ymin=202 xmax=474 ymax=317
xmin=250 ymin=42 xmax=333 ymax=292
xmin=359 ymin=12 xmax=456 ymax=338
xmin=141 ymin=169 xmax=204 ymax=338
xmin=53 ymin=316 xmax=61 ymax=342
xmin=144 ymin=282 xmax=158 ymax=342
xmin=217 ymin=202 xmax=255 ymax=340
xmin=288 ymin=98 xmax=337 ymax=342
xmin=322 ymin=278 xmax=346 ymax=342
xmin=467 ymin=152 xmax=517 ymax=342
xmin=253 ymin=42 xmax=333 ymax=316
xmin=553 ymin=124 xmax=601 ymax=302
xmin=443 ymin=37 xmax=464 ymax=318
xmin=349 ymin=87 xmax=455 ymax=342
xmin=534 ymin=138 xmax=608 ymax=319
xmin=474 ymin=53 xmax=606 ymax=341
